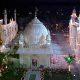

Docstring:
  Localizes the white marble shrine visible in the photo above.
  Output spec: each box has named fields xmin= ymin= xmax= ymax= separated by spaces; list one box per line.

xmin=0 ymin=9 xmax=80 ymax=69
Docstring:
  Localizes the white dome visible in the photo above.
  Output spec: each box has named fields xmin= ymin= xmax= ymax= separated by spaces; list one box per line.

xmin=24 ymin=17 xmax=49 ymax=45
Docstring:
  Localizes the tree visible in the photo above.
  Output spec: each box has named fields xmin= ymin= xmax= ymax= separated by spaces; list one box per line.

xmin=64 ymin=55 xmax=75 ymax=71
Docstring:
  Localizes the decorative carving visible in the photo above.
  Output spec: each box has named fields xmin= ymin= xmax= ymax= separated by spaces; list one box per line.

xmin=46 ymin=34 xmax=51 ymax=44
xmin=39 ymin=34 xmax=46 ymax=46
xmin=19 ymin=33 xmax=24 ymax=48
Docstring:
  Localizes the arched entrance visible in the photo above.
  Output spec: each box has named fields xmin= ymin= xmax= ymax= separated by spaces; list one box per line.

xmin=31 ymin=54 xmax=39 ymax=68
xmin=32 ymin=58 xmax=37 ymax=67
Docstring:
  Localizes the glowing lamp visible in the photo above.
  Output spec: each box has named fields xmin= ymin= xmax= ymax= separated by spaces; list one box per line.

xmin=65 ymin=56 xmax=75 ymax=64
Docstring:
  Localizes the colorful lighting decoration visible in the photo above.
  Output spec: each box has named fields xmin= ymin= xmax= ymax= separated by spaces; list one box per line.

xmin=65 ymin=55 xmax=75 ymax=64
xmin=0 ymin=39 xmax=3 ymax=45
xmin=64 ymin=55 xmax=75 ymax=71
xmin=0 ymin=30 xmax=3 ymax=45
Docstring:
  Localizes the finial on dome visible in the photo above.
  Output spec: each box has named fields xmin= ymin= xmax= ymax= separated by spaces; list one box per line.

xmin=35 ymin=7 xmax=38 ymax=17
xmin=71 ymin=8 xmax=77 ymax=18
xmin=4 ymin=9 xmax=7 ymax=24
xmin=14 ymin=9 xmax=16 ymax=13
xmin=4 ymin=9 xmax=7 ymax=14
xmin=14 ymin=9 xmax=16 ymax=21
xmin=10 ymin=19 xmax=12 ymax=23
xmin=72 ymin=8 xmax=76 ymax=13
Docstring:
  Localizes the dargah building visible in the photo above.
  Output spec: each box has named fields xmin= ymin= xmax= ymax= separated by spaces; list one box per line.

xmin=0 ymin=9 xmax=80 ymax=69
xmin=17 ymin=16 xmax=53 ymax=68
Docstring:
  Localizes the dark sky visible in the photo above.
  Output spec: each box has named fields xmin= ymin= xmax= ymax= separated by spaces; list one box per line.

xmin=1 ymin=0 xmax=80 ymax=8
xmin=0 ymin=0 xmax=80 ymax=21
xmin=0 ymin=0 xmax=79 ymax=31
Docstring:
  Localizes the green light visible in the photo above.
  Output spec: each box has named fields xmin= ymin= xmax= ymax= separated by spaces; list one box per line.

xmin=67 ymin=57 xmax=71 ymax=61
xmin=65 ymin=56 xmax=75 ymax=64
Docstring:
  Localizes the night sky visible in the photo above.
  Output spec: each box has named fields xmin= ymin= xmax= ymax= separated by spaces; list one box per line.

xmin=0 ymin=0 xmax=79 ymax=31
xmin=0 ymin=0 xmax=80 ymax=21
xmin=0 ymin=0 xmax=79 ymax=8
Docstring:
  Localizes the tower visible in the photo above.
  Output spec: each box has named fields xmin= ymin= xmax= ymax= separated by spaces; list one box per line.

xmin=4 ymin=9 xmax=7 ymax=24
xmin=76 ymin=12 xmax=80 ymax=53
xmin=14 ymin=9 xmax=16 ymax=21
xmin=69 ymin=9 xmax=78 ymax=51
xmin=78 ymin=12 xmax=80 ymax=28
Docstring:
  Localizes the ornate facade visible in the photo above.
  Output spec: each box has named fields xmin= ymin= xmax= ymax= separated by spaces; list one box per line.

xmin=69 ymin=9 xmax=80 ymax=54
xmin=17 ymin=16 xmax=53 ymax=68
xmin=0 ymin=9 xmax=18 ymax=52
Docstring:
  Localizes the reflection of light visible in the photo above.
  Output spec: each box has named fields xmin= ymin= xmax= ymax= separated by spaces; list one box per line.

xmin=56 ymin=24 xmax=58 ymax=26
xmin=0 ymin=45 xmax=6 ymax=52
xmin=3 ymin=59 xmax=5 ymax=61
xmin=74 ymin=75 xmax=75 ymax=77
xmin=68 ymin=65 xmax=71 ymax=71
xmin=2 ymin=45 xmax=5 ymax=48
xmin=5 ymin=66 xmax=7 ymax=69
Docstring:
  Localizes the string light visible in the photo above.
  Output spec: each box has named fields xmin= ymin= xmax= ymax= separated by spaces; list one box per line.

xmin=0 ymin=70 xmax=2 ymax=77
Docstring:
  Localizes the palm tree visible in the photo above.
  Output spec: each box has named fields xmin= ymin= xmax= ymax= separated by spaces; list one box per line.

xmin=64 ymin=54 xmax=75 ymax=71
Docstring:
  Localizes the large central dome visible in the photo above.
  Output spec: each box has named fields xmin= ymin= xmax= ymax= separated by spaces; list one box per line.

xmin=24 ymin=17 xmax=49 ymax=46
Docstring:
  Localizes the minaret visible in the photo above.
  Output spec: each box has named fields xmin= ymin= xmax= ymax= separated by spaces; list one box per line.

xmin=76 ymin=12 xmax=80 ymax=54
xmin=14 ymin=9 xmax=16 ymax=21
xmin=71 ymin=8 xmax=77 ymax=18
xmin=34 ymin=7 xmax=38 ymax=18
xmin=4 ymin=9 xmax=7 ymax=24
xmin=69 ymin=9 xmax=78 ymax=51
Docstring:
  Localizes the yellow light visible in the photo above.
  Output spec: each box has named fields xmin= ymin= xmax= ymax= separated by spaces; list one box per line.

xmin=0 ymin=39 xmax=3 ymax=45
xmin=68 ymin=65 xmax=71 ymax=71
